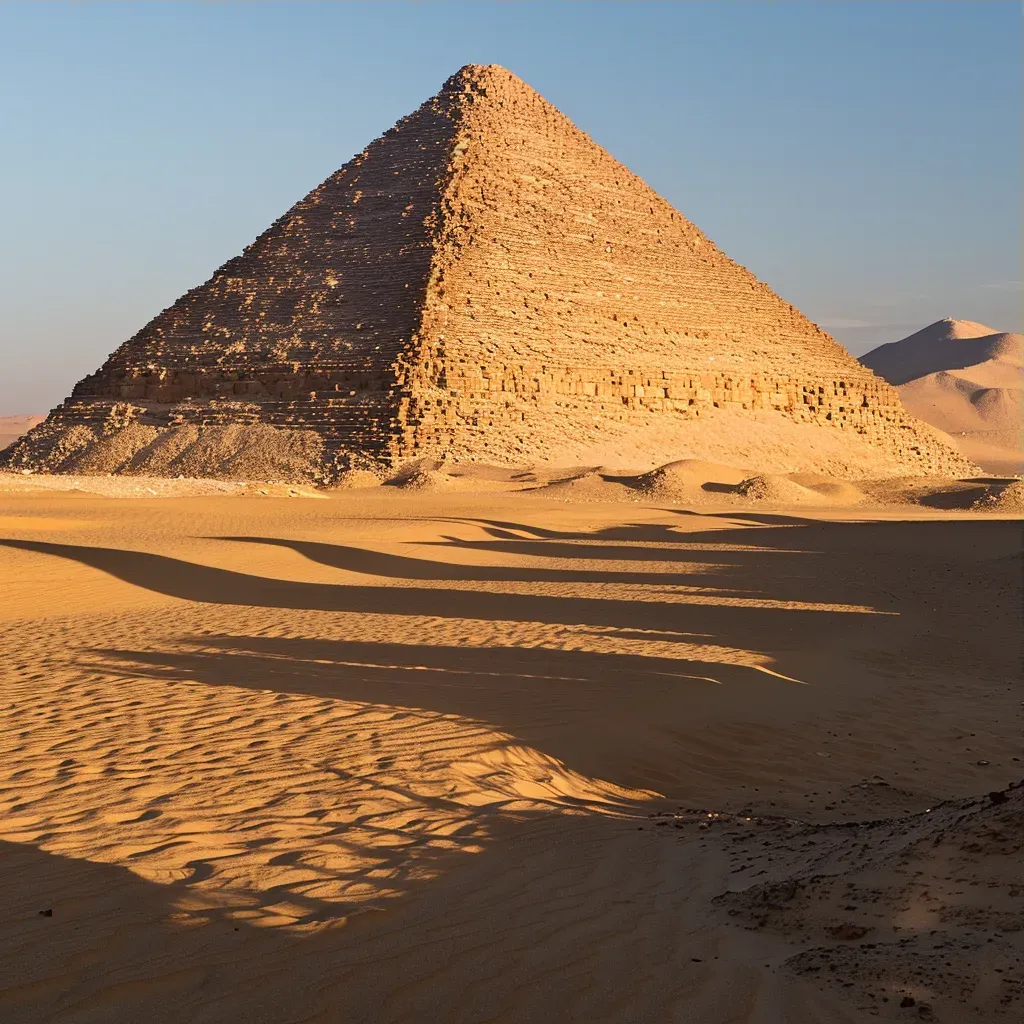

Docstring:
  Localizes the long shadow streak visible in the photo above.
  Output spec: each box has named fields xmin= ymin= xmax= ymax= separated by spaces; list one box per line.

xmin=0 ymin=539 xmax=878 ymax=648
xmin=212 ymin=535 xmax=730 ymax=587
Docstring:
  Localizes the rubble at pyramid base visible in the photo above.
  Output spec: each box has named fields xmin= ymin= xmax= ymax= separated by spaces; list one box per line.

xmin=2 ymin=356 xmax=975 ymax=483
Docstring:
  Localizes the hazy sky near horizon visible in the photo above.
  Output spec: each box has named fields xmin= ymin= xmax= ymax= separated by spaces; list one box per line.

xmin=0 ymin=1 xmax=1019 ymax=414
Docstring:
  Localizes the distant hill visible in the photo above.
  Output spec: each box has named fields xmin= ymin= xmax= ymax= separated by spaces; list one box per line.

xmin=860 ymin=318 xmax=1023 ymax=385
xmin=0 ymin=415 xmax=45 ymax=454
xmin=860 ymin=319 xmax=1022 ymax=476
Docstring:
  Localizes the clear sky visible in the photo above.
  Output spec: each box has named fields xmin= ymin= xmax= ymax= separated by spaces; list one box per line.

xmin=0 ymin=1 xmax=1019 ymax=414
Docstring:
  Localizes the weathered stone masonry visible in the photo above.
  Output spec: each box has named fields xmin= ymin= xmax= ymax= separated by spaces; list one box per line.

xmin=4 ymin=64 xmax=974 ymax=479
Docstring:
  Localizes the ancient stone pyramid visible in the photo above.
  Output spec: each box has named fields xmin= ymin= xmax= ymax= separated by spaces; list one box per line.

xmin=4 ymin=64 xmax=973 ymax=481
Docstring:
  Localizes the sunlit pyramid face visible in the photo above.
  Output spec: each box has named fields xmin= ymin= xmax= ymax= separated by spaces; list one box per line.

xmin=2 ymin=66 xmax=974 ymax=483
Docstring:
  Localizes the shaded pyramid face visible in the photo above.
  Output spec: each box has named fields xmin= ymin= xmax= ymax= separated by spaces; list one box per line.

xmin=5 ymin=65 xmax=974 ymax=481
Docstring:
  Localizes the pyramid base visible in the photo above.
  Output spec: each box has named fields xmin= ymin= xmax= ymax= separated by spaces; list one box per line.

xmin=0 ymin=420 xmax=352 ymax=485
xmin=3 ymin=398 xmax=979 ymax=486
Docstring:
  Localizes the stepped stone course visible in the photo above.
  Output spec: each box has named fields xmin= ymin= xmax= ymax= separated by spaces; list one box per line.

xmin=3 ymin=65 xmax=975 ymax=481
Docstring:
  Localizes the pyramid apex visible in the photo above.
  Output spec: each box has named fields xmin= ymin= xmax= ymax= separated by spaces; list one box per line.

xmin=444 ymin=63 xmax=537 ymax=97
xmin=454 ymin=63 xmax=518 ymax=78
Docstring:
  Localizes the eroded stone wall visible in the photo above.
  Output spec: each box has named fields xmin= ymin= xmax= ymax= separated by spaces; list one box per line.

xmin=396 ymin=66 xmax=972 ymax=476
xmin=8 ymin=83 xmax=465 ymax=471
xmin=5 ymin=64 xmax=976 ymax=480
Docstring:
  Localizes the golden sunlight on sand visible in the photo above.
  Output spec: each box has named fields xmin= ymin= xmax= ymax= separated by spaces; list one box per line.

xmin=0 ymin=487 xmax=1020 ymax=1022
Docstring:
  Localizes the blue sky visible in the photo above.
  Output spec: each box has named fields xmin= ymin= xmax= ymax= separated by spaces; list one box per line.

xmin=0 ymin=1 xmax=1019 ymax=413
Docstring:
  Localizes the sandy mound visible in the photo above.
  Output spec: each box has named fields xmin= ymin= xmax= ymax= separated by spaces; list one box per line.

xmin=899 ymin=372 xmax=1021 ymax=433
xmin=785 ymin=474 xmax=866 ymax=505
xmin=382 ymin=460 xmax=503 ymax=492
xmin=736 ymin=474 xmax=824 ymax=503
xmin=972 ymin=480 xmax=1024 ymax=514
xmin=383 ymin=463 xmax=522 ymax=493
xmin=0 ymin=414 xmax=44 ymax=452
xmin=898 ymin=371 xmax=1021 ymax=474
xmin=531 ymin=470 xmax=636 ymax=502
xmin=3 ymin=421 xmax=330 ymax=483
xmin=626 ymin=459 xmax=748 ymax=503
xmin=857 ymin=475 xmax=1023 ymax=512
xmin=860 ymin=319 xmax=1023 ymax=475
xmin=387 ymin=469 xmax=458 ymax=492
xmin=330 ymin=469 xmax=383 ymax=490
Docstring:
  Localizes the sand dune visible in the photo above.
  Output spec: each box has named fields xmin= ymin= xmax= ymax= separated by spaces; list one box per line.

xmin=899 ymin=371 xmax=1020 ymax=434
xmin=860 ymin=318 xmax=1023 ymax=386
xmin=0 ymin=484 xmax=1020 ymax=1022
xmin=5 ymin=463 xmax=1021 ymax=512
xmin=898 ymin=371 xmax=1021 ymax=475
xmin=860 ymin=319 xmax=1023 ymax=475
xmin=0 ymin=415 xmax=44 ymax=453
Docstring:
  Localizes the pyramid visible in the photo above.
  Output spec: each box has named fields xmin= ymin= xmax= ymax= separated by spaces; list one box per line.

xmin=4 ymin=65 xmax=974 ymax=481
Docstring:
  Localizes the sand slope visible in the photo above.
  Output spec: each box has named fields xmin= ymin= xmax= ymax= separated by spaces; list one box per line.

xmin=0 ymin=415 xmax=44 ymax=453
xmin=860 ymin=319 xmax=1023 ymax=474
xmin=860 ymin=318 xmax=1022 ymax=386
xmin=0 ymin=487 xmax=1020 ymax=1022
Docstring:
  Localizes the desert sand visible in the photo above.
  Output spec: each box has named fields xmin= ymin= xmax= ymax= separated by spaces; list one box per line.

xmin=0 ymin=416 xmax=44 ymax=453
xmin=2 ymin=52 xmax=1017 ymax=1024
xmin=861 ymin=319 xmax=1023 ymax=476
xmin=0 ymin=469 xmax=1020 ymax=1023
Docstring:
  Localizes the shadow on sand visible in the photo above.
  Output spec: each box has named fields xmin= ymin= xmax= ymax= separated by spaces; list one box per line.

xmin=2 ymin=517 xmax=1021 ymax=1022
xmin=1 ymin=517 xmax=1019 ymax=794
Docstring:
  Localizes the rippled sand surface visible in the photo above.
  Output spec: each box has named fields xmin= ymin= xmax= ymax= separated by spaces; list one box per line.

xmin=0 ymin=488 xmax=1020 ymax=1022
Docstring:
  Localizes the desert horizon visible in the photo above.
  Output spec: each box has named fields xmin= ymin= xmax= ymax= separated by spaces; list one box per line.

xmin=1 ymin=6 xmax=1020 ymax=1023
xmin=5 ymin=314 xmax=1021 ymax=480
